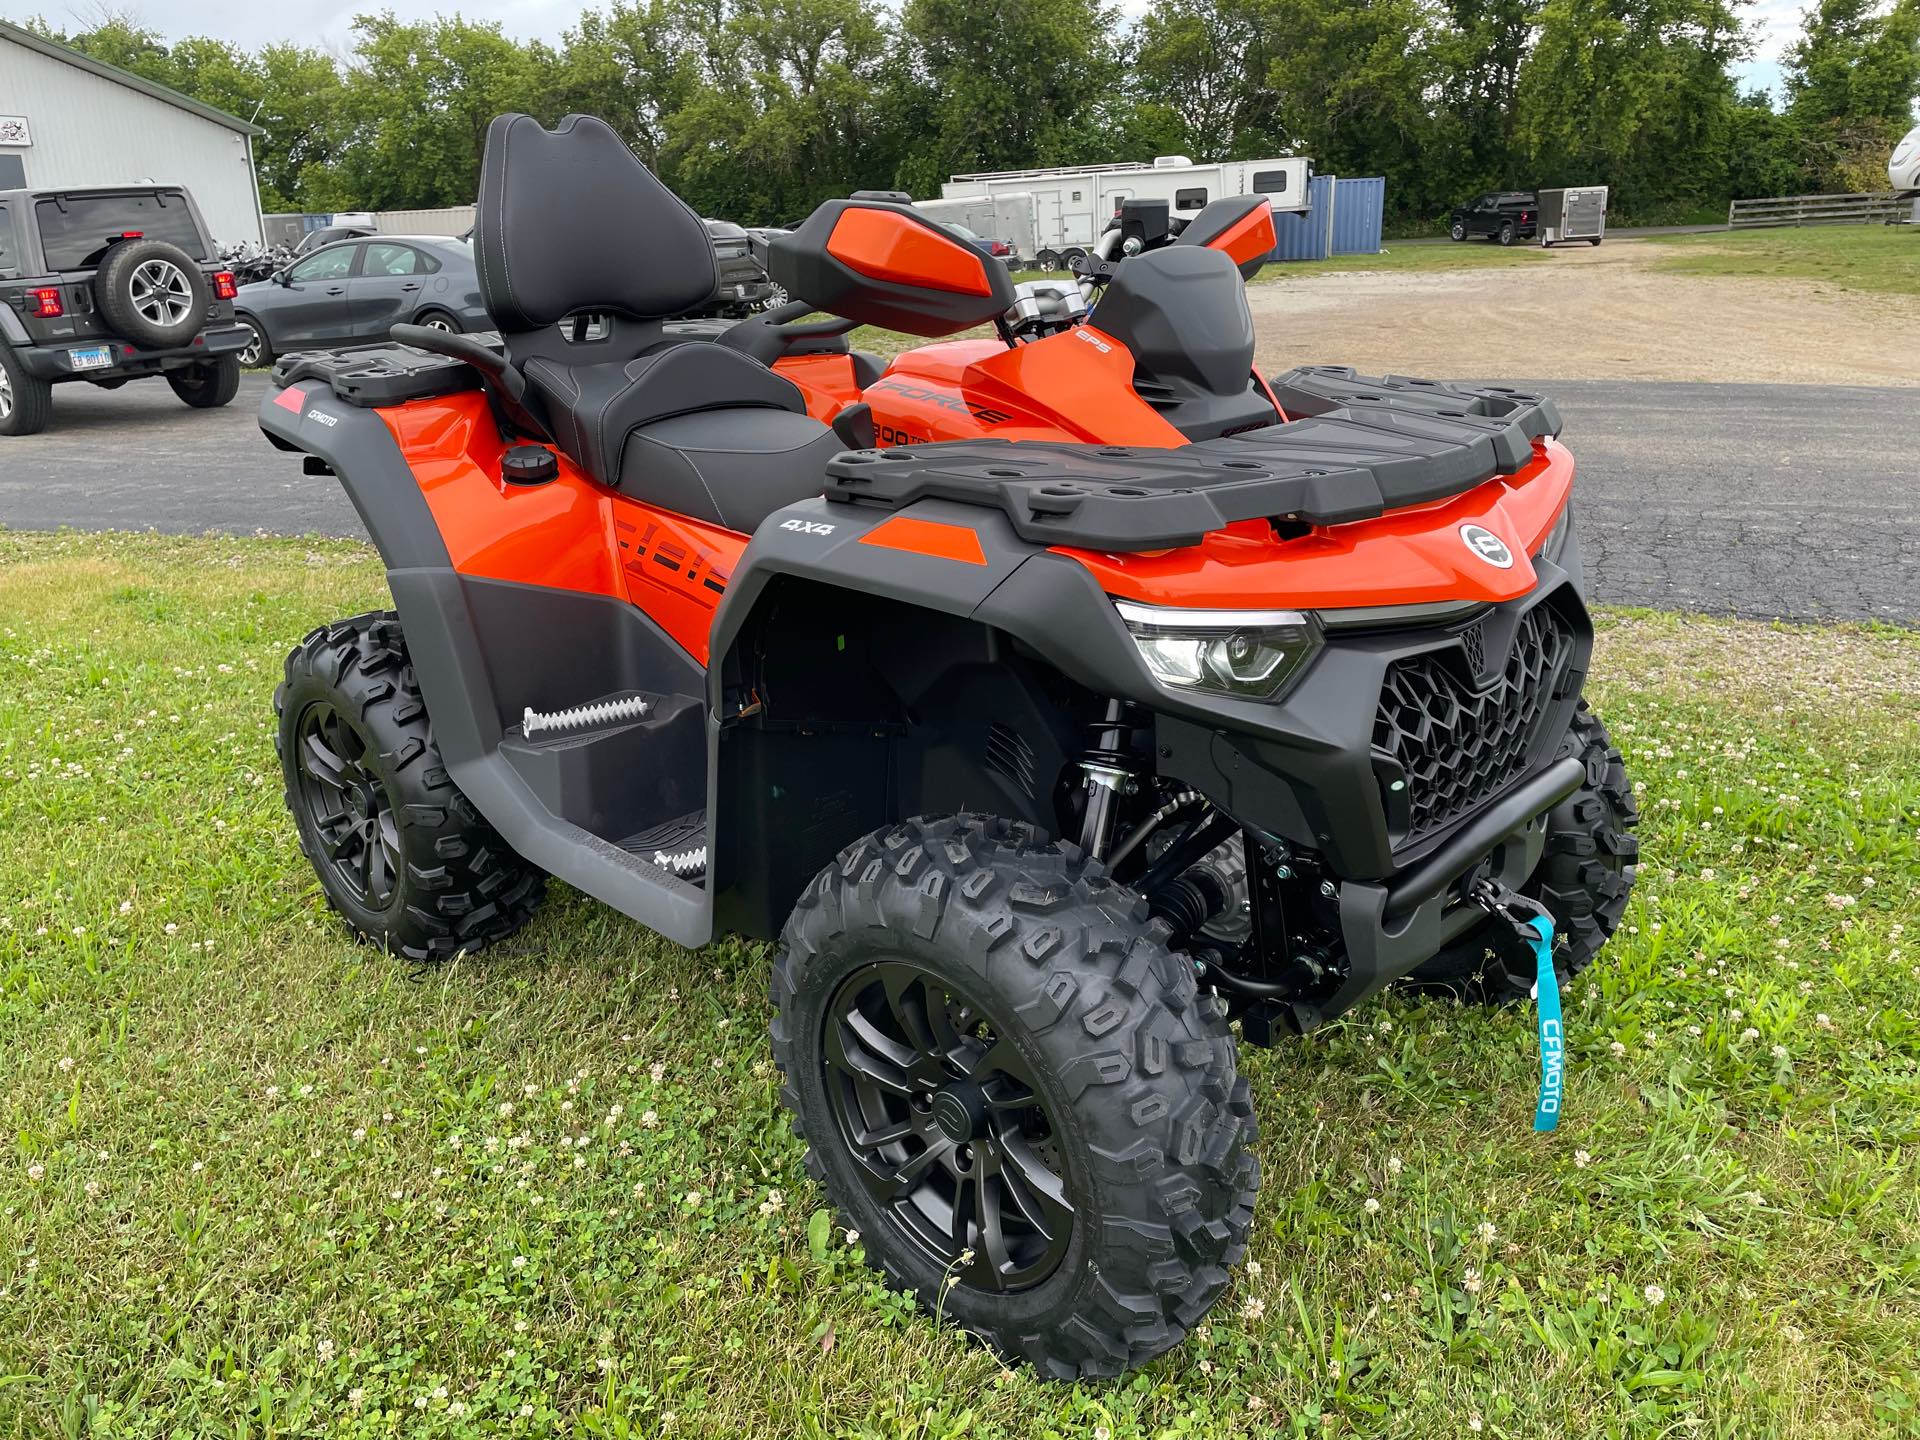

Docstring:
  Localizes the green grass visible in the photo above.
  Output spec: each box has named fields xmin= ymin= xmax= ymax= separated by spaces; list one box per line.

xmin=1647 ymin=225 xmax=1920 ymax=298
xmin=3 ymin=531 xmax=1919 ymax=1438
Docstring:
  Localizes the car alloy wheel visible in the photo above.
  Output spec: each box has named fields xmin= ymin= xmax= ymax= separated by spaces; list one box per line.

xmin=821 ymin=959 xmax=1074 ymax=1292
xmin=292 ymin=699 xmax=404 ymax=910
xmin=129 ymin=258 xmax=196 ymax=329
xmin=0 ymin=365 xmax=12 ymax=421
xmin=238 ymin=323 xmax=266 ymax=367
xmin=1450 ymin=222 xmax=1466 ymax=241
xmin=421 ymin=315 xmax=455 ymax=333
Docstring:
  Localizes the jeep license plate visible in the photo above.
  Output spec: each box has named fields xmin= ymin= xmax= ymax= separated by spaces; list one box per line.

xmin=69 ymin=346 xmax=112 ymax=372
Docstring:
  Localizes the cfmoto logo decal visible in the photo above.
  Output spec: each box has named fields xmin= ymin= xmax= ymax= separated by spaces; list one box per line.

xmin=1459 ymin=524 xmax=1514 ymax=569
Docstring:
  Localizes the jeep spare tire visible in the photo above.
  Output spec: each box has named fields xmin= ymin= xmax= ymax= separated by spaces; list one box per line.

xmin=93 ymin=240 xmax=209 ymax=349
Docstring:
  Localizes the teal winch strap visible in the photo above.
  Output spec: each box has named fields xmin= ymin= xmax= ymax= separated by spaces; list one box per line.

xmin=1528 ymin=913 xmax=1563 ymax=1132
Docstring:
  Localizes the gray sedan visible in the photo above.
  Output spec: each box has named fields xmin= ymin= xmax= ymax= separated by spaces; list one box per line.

xmin=232 ymin=235 xmax=486 ymax=367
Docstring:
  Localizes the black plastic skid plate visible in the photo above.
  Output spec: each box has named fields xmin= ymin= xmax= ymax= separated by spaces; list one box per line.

xmin=272 ymin=334 xmax=504 ymax=408
xmin=822 ymin=367 xmax=1564 ymax=552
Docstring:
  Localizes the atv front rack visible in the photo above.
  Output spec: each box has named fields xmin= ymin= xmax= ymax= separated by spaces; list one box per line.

xmin=823 ymin=368 xmax=1563 ymax=552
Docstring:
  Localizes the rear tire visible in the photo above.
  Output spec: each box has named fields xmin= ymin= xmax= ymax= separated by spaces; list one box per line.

xmin=1498 ymin=221 xmax=1517 ymax=246
xmin=276 ymin=611 xmax=544 ymax=961
xmin=415 ymin=309 xmax=462 ymax=334
xmin=771 ymin=814 xmax=1258 ymax=1379
xmin=1406 ymin=702 xmax=1638 ymax=1004
xmin=167 ymin=356 xmax=241 ymax=409
xmin=1588 ymin=237 xmax=1603 ymax=247
xmin=0 ymin=344 xmax=53 ymax=436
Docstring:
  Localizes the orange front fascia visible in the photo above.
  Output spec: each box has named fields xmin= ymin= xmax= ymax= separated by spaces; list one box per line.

xmin=871 ymin=327 xmax=1187 ymax=446
xmin=826 ymin=208 xmax=996 ymax=297
xmin=376 ymin=393 xmax=746 ymax=665
xmin=1059 ymin=439 xmax=1576 ymax=611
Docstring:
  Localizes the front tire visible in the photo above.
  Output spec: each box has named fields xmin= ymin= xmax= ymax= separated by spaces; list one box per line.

xmin=167 ymin=356 xmax=241 ymax=409
xmin=275 ymin=612 xmax=543 ymax=960
xmin=235 ymin=314 xmax=272 ymax=368
xmin=771 ymin=814 xmax=1258 ymax=1379
xmin=1449 ymin=221 xmax=1466 ymax=241
xmin=0 ymin=344 xmax=54 ymax=436
xmin=1407 ymin=703 xmax=1638 ymax=1004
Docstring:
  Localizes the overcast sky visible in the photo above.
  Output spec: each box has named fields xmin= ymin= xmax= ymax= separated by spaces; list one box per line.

xmin=5 ymin=0 xmax=1801 ymax=100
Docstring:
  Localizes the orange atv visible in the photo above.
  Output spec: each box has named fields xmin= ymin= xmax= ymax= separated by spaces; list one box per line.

xmin=261 ymin=113 xmax=1636 ymax=1379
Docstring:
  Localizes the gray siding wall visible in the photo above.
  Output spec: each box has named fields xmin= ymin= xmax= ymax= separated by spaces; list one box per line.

xmin=0 ymin=37 xmax=261 ymax=245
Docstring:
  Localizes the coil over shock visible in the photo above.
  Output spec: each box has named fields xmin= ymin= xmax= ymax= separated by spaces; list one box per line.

xmin=1075 ymin=699 xmax=1148 ymax=862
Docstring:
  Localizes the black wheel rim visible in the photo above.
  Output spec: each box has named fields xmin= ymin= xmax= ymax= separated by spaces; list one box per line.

xmin=293 ymin=701 xmax=402 ymax=910
xmin=822 ymin=961 xmax=1074 ymax=1292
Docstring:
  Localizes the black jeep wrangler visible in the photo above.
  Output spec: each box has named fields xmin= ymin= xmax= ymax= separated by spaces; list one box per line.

xmin=0 ymin=185 xmax=250 ymax=436
xmin=1448 ymin=191 xmax=1538 ymax=245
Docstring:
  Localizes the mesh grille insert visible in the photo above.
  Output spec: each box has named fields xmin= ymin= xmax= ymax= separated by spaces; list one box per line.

xmin=1373 ymin=604 xmax=1576 ymax=844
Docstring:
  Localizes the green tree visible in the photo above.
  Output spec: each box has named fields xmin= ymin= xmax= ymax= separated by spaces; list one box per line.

xmin=895 ymin=0 xmax=1121 ymax=188
xmin=1784 ymin=0 xmax=1920 ymax=189
xmin=336 ymin=14 xmax=561 ymax=209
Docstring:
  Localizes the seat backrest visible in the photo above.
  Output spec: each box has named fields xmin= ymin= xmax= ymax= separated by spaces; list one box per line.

xmin=474 ymin=113 xmax=716 ymax=350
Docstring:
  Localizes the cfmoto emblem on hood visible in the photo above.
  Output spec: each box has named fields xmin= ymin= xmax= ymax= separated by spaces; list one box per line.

xmin=1459 ymin=524 xmax=1514 ymax=569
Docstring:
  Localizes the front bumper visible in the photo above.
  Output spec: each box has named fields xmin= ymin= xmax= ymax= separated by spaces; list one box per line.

xmin=20 ymin=324 xmax=250 ymax=381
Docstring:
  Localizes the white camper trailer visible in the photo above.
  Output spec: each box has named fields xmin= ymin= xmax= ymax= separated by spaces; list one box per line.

xmin=1892 ymin=124 xmax=1920 ymax=195
xmin=940 ymin=155 xmax=1313 ymax=267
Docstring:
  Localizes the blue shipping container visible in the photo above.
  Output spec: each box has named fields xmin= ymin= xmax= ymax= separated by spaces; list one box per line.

xmin=1331 ymin=177 xmax=1384 ymax=255
xmin=1267 ymin=175 xmax=1386 ymax=262
xmin=1269 ymin=174 xmax=1335 ymax=261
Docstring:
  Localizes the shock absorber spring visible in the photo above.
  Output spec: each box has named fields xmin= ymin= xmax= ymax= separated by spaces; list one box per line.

xmin=1076 ymin=698 xmax=1147 ymax=862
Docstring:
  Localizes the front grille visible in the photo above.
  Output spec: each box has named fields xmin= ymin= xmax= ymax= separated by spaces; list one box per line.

xmin=1373 ymin=603 xmax=1576 ymax=844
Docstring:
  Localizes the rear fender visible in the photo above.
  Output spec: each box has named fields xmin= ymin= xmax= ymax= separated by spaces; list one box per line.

xmin=258 ymin=382 xmax=451 ymax=570
xmin=259 ymin=381 xmax=715 ymax=947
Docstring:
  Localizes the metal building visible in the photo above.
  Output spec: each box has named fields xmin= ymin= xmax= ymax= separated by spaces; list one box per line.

xmin=0 ymin=19 xmax=263 ymax=246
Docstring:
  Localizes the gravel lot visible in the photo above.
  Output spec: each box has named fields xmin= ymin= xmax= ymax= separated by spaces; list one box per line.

xmin=1251 ymin=240 xmax=1920 ymax=387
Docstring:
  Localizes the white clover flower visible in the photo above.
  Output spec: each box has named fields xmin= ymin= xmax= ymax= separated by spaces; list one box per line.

xmin=1644 ymin=1283 xmax=1665 ymax=1305
xmin=1573 ymin=1150 xmax=1592 ymax=1169
xmin=1240 ymin=1296 xmax=1265 ymax=1321
xmin=1364 ymin=1196 xmax=1381 ymax=1215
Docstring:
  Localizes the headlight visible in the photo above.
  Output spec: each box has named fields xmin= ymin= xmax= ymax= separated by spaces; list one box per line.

xmin=1114 ymin=601 xmax=1319 ymax=699
xmin=1535 ymin=501 xmax=1572 ymax=559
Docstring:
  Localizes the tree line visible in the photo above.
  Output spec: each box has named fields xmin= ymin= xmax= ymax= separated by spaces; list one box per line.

xmin=27 ymin=0 xmax=1920 ymax=232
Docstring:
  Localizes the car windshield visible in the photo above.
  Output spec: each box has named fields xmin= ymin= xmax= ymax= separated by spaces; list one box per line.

xmin=34 ymin=190 xmax=206 ymax=270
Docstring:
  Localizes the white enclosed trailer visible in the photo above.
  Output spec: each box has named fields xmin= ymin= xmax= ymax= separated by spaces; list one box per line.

xmin=913 ymin=193 xmax=1039 ymax=264
xmin=940 ymin=155 xmax=1313 ymax=266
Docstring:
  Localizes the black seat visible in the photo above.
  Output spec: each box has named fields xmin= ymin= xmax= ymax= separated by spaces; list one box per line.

xmin=474 ymin=113 xmax=842 ymax=532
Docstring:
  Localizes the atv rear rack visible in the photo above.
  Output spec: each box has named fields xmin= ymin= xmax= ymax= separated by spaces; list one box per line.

xmin=823 ymin=368 xmax=1563 ymax=552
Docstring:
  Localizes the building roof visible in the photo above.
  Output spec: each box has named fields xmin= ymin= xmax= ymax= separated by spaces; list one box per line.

xmin=0 ymin=19 xmax=264 ymax=137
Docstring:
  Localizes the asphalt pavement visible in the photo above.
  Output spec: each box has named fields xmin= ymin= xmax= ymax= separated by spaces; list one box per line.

xmin=1 ymin=373 xmax=1914 ymax=624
